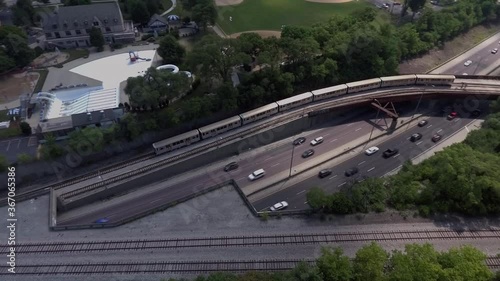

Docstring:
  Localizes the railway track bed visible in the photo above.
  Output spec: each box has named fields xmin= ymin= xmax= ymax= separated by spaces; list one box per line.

xmin=3 ymin=229 xmax=499 ymax=255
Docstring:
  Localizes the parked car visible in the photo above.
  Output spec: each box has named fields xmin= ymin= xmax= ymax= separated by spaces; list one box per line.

xmin=383 ymin=148 xmax=399 ymax=158
xmin=248 ymin=169 xmax=265 ymax=181
xmin=464 ymin=60 xmax=472 ymax=66
xmin=365 ymin=146 xmax=379 ymax=156
xmin=302 ymin=149 xmax=315 ymax=158
xmin=318 ymin=169 xmax=332 ymax=178
xmin=447 ymin=112 xmax=457 ymax=120
xmin=418 ymin=120 xmax=428 ymax=127
xmin=310 ymin=137 xmax=324 ymax=146
xmin=345 ymin=167 xmax=359 ymax=177
xmin=270 ymin=201 xmax=288 ymax=211
xmin=492 ymin=48 xmax=498 ymax=54
xmin=410 ymin=133 xmax=422 ymax=142
xmin=432 ymin=134 xmax=442 ymax=142
xmin=224 ymin=162 xmax=238 ymax=172
xmin=293 ymin=137 xmax=306 ymax=145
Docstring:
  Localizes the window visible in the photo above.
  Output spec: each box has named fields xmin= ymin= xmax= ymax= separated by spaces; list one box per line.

xmin=65 ymin=31 xmax=71 ymax=36
xmin=75 ymin=30 xmax=81 ymax=35
xmin=52 ymin=24 xmax=58 ymax=29
xmin=103 ymin=19 xmax=108 ymax=24
xmin=93 ymin=21 xmax=99 ymax=27
xmin=55 ymin=32 xmax=61 ymax=38
xmin=74 ymin=21 xmax=78 ymax=27
xmin=85 ymin=29 xmax=91 ymax=34
xmin=105 ymin=27 xmax=111 ymax=32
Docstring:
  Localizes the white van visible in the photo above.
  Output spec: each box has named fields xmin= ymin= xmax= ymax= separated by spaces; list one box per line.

xmin=248 ymin=169 xmax=265 ymax=181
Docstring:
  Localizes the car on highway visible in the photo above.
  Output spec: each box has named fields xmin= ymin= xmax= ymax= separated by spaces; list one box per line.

xmin=471 ymin=109 xmax=481 ymax=117
xmin=418 ymin=120 xmax=428 ymax=127
xmin=293 ymin=137 xmax=306 ymax=145
xmin=365 ymin=146 xmax=379 ymax=156
xmin=383 ymin=148 xmax=399 ymax=158
xmin=318 ymin=169 xmax=332 ymax=178
xmin=270 ymin=201 xmax=288 ymax=211
xmin=462 ymin=73 xmax=468 ymax=75
xmin=464 ymin=60 xmax=472 ymax=66
xmin=492 ymin=48 xmax=498 ymax=54
xmin=248 ymin=169 xmax=265 ymax=181
xmin=310 ymin=137 xmax=324 ymax=146
xmin=447 ymin=111 xmax=457 ymax=120
xmin=345 ymin=167 xmax=359 ymax=177
xmin=95 ymin=218 xmax=109 ymax=223
xmin=410 ymin=133 xmax=422 ymax=142
xmin=302 ymin=149 xmax=315 ymax=158
xmin=432 ymin=134 xmax=442 ymax=142
xmin=224 ymin=162 xmax=239 ymax=172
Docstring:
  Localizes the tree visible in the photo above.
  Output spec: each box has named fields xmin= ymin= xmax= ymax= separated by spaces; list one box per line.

xmin=191 ymin=0 xmax=217 ymax=29
xmin=306 ymin=187 xmax=328 ymax=210
xmin=11 ymin=0 xmax=35 ymax=26
xmin=289 ymin=261 xmax=322 ymax=281
xmin=353 ymin=242 xmax=388 ymax=281
xmin=128 ymin=0 xmax=150 ymax=25
xmin=388 ymin=243 xmax=442 ymax=281
xmin=19 ymin=121 xmax=31 ymax=136
xmin=408 ymin=0 xmax=427 ymax=19
xmin=89 ymin=27 xmax=105 ymax=50
xmin=438 ymin=245 xmax=492 ymax=281
xmin=2 ymin=33 xmax=35 ymax=68
xmin=157 ymin=35 xmax=186 ymax=64
xmin=64 ymin=0 xmax=91 ymax=6
xmin=316 ymin=247 xmax=353 ymax=281
xmin=0 ymin=154 xmax=7 ymax=172
xmin=68 ymin=127 xmax=105 ymax=153
xmin=40 ymin=134 xmax=65 ymax=160
xmin=145 ymin=0 xmax=162 ymax=16
xmin=17 ymin=153 xmax=33 ymax=164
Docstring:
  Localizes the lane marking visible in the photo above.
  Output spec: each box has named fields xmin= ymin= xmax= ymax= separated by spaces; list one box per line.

xmin=150 ymin=199 xmax=162 ymax=205
xmin=329 ymin=175 xmax=337 ymax=180
xmin=16 ymin=140 xmax=21 ymax=148
xmin=355 ymin=128 xmax=362 ymax=132
xmin=393 ymin=154 xmax=400 ymax=158
xmin=330 ymin=139 xmax=337 ymax=143
xmin=406 ymin=137 xmax=411 ymax=140
xmin=323 ymin=133 xmax=330 ymax=137
xmin=437 ymin=129 xmax=442 ymax=133
xmin=271 ymin=163 xmax=280 ymax=167
xmin=296 ymin=190 xmax=306 ymax=195
xmin=427 ymin=125 xmax=433 ymax=128
xmin=358 ymin=161 xmax=365 ymax=166
xmin=304 ymin=201 xmax=308 ymax=205
xmin=6 ymin=141 xmax=10 ymax=151
xmin=465 ymin=126 xmax=469 ymax=132
xmin=347 ymin=123 xmax=353 ymax=127
xmin=368 ymin=167 xmax=375 ymax=172
xmin=416 ymin=141 xmax=423 ymax=145
xmin=264 ymin=157 xmax=273 ymax=161
xmin=338 ymin=182 xmax=347 ymax=187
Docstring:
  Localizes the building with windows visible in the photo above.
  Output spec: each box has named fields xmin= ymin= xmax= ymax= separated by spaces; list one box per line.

xmin=40 ymin=1 xmax=135 ymax=48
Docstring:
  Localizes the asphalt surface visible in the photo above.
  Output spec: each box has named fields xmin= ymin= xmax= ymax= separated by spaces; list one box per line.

xmin=252 ymin=108 xmax=487 ymax=212
xmin=59 ymin=107 xmax=413 ymax=225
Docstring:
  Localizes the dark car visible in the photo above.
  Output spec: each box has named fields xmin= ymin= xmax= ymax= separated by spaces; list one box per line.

xmin=471 ymin=109 xmax=481 ymax=117
xmin=224 ymin=162 xmax=239 ymax=172
xmin=432 ymin=134 xmax=442 ymax=142
xmin=410 ymin=133 xmax=422 ymax=142
xmin=302 ymin=149 xmax=315 ymax=158
xmin=383 ymin=148 xmax=399 ymax=158
xmin=293 ymin=137 xmax=306 ymax=146
xmin=418 ymin=120 xmax=428 ymax=127
xmin=319 ymin=169 xmax=332 ymax=178
xmin=345 ymin=167 xmax=359 ymax=177
xmin=447 ymin=112 xmax=457 ymax=120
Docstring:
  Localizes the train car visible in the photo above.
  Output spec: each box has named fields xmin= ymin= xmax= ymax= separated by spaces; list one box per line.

xmin=276 ymin=92 xmax=314 ymax=112
xmin=153 ymin=129 xmax=201 ymax=155
xmin=380 ymin=75 xmax=417 ymax=87
xmin=346 ymin=78 xmax=382 ymax=94
xmin=239 ymin=103 xmax=279 ymax=125
xmin=415 ymin=74 xmax=455 ymax=86
xmin=311 ymin=85 xmax=348 ymax=101
xmin=198 ymin=115 xmax=242 ymax=140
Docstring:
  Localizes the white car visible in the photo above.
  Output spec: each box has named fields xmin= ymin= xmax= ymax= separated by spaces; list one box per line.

xmin=248 ymin=169 xmax=265 ymax=181
xmin=492 ymin=48 xmax=498 ymax=54
xmin=462 ymin=73 xmax=468 ymax=75
xmin=270 ymin=201 xmax=288 ymax=211
xmin=365 ymin=146 xmax=379 ymax=155
xmin=464 ymin=60 xmax=472 ymax=66
xmin=310 ymin=137 xmax=324 ymax=146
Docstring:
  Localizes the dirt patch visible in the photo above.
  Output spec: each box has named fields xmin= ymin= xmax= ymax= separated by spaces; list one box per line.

xmin=215 ymin=0 xmax=243 ymax=6
xmin=32 ymin=52 xmax=70 ymax=68
xmin=305 ymin=0 xmax=353 ymax=3
xmin=0 ymin=72 xmax=39 ymax=105
xmin=230 ymin=30 xmax=281 ymax=38
xmin=399 ymin=23 xmax=500 ymax=74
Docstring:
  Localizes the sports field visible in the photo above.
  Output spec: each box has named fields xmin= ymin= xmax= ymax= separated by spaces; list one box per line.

xmin=216 ymin=0 xmax=371 ymax=35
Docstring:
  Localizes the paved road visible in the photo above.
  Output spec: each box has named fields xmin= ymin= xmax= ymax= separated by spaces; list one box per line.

xmin=0 ymin=136 xmax=38 ymax=163
xmin=58 ymin=108 xmax=414 ymax=225
xmin=253 ymin=106 xmax=488 ymax=211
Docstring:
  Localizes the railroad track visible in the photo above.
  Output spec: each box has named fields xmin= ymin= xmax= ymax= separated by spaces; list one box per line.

xmin=1 ymin=257 xmax=498 ymax=275
xmin=2 ymin=229 xmax=499 ymax=255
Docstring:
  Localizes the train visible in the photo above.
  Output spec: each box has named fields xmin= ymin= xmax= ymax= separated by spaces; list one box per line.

xmin=152 ymin=74 xmax=456 ymax=155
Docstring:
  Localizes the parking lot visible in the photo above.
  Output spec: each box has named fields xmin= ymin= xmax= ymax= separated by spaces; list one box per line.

xmin=0 ymin=136 xmax=38 ymax=163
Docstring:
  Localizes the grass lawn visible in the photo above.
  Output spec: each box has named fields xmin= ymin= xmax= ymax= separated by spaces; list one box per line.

xmin=32 ymin=69 xmax=48 ymax=94
xmin=216 ymin=0 xmax=372 ymax=34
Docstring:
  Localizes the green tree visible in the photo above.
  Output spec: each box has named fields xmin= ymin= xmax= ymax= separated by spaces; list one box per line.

xmin=40 ymin=134 xmax=65 ymax=160
xmin=408 ymin=0 xmax=427 ymax=19
xmin=0 ymin=154 xmax=7 ymax=172
xmin=10 ymin=0 xmax=35 ymax=26
xmin=388 ymin=243 xmax=442 ymax=281
xmin=438 ymin=245 xmax=492 ymax=281
xmin=2 ymin=33 xmax=35 ymax=68
xmin=19 ymin=121 xmax=31 ymax=136
xmin=128 ymin=0 xmax=150 ymax=25
xmin=89 ymin=27 xmax=105 ymax=50
xmin=68 ymin=127 xmax=104 ymax=153
xmin=353 ymin=242 xmax=388 ymax=281
xmin=191 ymin=0 xmax=217 ymax=29
xmin=306 ymin=187 xmax=328 ymax=210
xmin=157 ymin=35 xmax=186 ymax=64
xmin=17 ymin=153 xmax=33 ymax=164
xmin=317 ymin=247 xmax=353 ymax=281
xmin=64 ymin=0 xmax=91 ymax=6
xmin=289 ymin=261 xmax=322 ymax=281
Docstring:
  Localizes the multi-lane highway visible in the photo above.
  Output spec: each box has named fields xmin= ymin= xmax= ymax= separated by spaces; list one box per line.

xmin=252 ymin=107 xmax=486 ymax=211
xmin=59 ymin=110 xmax=399 ymax=225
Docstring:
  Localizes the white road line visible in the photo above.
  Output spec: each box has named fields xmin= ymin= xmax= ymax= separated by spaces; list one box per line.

xmin=16 ymin=140 xmax=21 ymax=148
xmin=5 ymin=141 xmax=10 ymax=151
xmin=393 ymin=154 xmax=400 ymax=158
xmin=358 ymin=161 xmax=365 ymax=165
xmin=323 ymin=133 xmax=330 ymax=137
xmin=416 ymin=141 xmax=423 ymax=145
xmin=338 ymin=182 xmax=347 ymax=187
xmin=271 ymin=163 xmax=280 ymax=167
xmin=304 ymin=201 xmax=308 ymax=205
xmin=465 ymin=126 xmax=469 ymax=132
xmin=237 ymin=176 xmax=247 ymax=181
xmin=368 ymin=167 xmax=375 ymax=172
xmin=265 ymin=157 xmax=273 ymax=161
xmin=347 ymin=123 xmax=353 ymax=127
xmin=355 ymin=127 xmax=362 ymax=132
xmin=296 ymin=190 xmax=306 ymax=195
xmin=406 ymin=137 xmax=411 ymax=140
xmin=150 ymin=199 xmax=162 ymax=204
xmin=329 ymin=175 xmax=337 ymax=180
xmin=437 ymin=129 xmax=442 ymax=133
xmin=330 ymin=139 xmax=337 ymax=143
xmin=427 ymin=124 xmax=433 ymax=128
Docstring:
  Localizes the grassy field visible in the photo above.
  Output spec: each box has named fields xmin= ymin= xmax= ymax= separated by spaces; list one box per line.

xmin=216 ymin=0 xmax=372 ymax=34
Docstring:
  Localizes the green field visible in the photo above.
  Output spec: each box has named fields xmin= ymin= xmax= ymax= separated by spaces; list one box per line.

xmin=216 ymin=0 xmax=372 ymax=35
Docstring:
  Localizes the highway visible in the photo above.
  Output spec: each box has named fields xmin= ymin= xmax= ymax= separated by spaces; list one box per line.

xmin=252 ymin=107 xmax=487 ymax=211
xmin=58 ymin=109 xmax=402 ymax=225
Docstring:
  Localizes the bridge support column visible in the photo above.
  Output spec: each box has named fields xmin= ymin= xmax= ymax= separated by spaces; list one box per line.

xmin=389 ymin=117 xmax=398 ymax=132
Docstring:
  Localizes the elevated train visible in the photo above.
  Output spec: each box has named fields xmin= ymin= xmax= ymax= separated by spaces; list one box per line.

xmin=153 ymin=74 xmax=455 ymax=155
